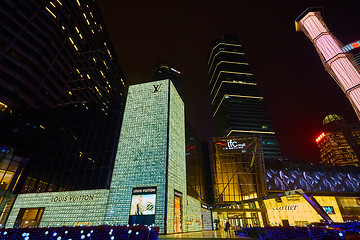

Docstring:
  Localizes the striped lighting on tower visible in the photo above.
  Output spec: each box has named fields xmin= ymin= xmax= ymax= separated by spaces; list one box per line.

xmin=295 ymin=8 xmax=360 ymax=121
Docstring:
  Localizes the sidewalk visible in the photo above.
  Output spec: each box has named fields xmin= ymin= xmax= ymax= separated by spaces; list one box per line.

xmin=159 ymin=230 xmax=255 ymax=239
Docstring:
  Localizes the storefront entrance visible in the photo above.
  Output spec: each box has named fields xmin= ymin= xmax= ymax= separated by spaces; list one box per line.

xmin=14 ymin=207 xmax=44 ymax=228
xmin=174 ymin=191 xmax=183 ymax=233
xmin=227 ymin=212 xmax=261 ymax=229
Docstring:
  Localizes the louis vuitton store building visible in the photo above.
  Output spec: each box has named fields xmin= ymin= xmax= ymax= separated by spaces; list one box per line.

xmin=6 ymin=80 xmax=204 ymax=234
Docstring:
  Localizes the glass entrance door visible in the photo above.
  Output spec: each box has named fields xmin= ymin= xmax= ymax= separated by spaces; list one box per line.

xmin=174 ymin=195 xmax=182 ymax=233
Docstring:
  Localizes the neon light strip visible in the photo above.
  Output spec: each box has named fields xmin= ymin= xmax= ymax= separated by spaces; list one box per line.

xmin=208 ymin=51 xmax=245 ymax=80
xmin=211 ymin=80 xmax=257 ymax=105
xmin=299 ymin=12 xmax=360 ymax=119
xmin=209 ymin=60 xmax=249 ymax=80
xmin=208 ymin=42 xmax=242 ymax=65
xmin=213 ymin=94 xmax=263 ymax=117
xmin=342 ymin=40 xmax=360 ymax=53
xmin=210 ymin=71 xmax=253 ymax=94
xmin=227 ymin=130 xmax=275 ymax=136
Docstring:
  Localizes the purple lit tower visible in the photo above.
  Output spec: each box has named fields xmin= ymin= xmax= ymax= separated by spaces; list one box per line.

xmin=295 ymin=8 xmax=360 ymax=120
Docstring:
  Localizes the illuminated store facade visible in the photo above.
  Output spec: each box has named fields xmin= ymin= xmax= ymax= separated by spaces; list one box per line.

xmin=6 ymin=80 xmax=204 ymax=232
xmin=105 ymin=79 xmax=188 ymax=234
xmin=209 ymin=136 xmax=268 ymax=228
xmin=7 ymin=189 xmax=109 ymax=228
xmin=296 ymin=8 xmax=360 ymax=120
xmin=264 ymin=159 xmax=360 ymax=224
xmin=210 ymin=136 xmax=360 ymax=228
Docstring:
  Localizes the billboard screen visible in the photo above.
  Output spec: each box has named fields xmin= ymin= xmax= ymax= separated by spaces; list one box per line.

xmin=129 ymin=187 xmax=156 ymax=216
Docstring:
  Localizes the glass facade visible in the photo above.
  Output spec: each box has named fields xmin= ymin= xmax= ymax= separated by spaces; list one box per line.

xmin=0 ymin=0 xmax=126 ymax=193
xmin=0 ymin=145 xmax=30 ymax=226
xmin=210 ymin=136 xmax=266 ymax=203
xmin=208 ymin=35 xmax=281 ymax=161
xmin=105 ymin=80 xmax=186 ymax=234
xmin=316 ymin=115 xmax=360 ymax=167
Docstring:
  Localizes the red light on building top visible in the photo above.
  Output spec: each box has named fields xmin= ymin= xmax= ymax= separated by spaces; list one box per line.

xmin=352 ymin=42 xmax=360 ymax=48
xmin=316 ymin=132 xmax=326 ymax=143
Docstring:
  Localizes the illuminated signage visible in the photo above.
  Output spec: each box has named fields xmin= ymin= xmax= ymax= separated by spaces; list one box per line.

xmin=315 ymin=132 xmax=325 ymax=143
xmin=174 ymin=190 xmax=183 ymax=198
xmin=170 ymin=68 xmax=181 ymax=74
xmin=201 ymin=204 xmax=210 ymax=210
xmin=130 ymin=187 xmax=156 ymax=216
xmin=342 ymin=40 xmax=360 ymax=53
xmin=153 ymin=84 xmax=162 ymax=93
xmin=323 ymin=206 xmax=335 ymax=214
xmin=51 ymin=195 xmax=94 ymax=202
xmin=216 ymin=140 xmax=246 ymax=150
xmin=272 ymin=204 xmax=298 ymax=211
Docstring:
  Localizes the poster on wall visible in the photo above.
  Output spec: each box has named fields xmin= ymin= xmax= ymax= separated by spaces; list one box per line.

xmin=130 ymin=193 xmax=156 ymax=215
xmin=322 ymin=206 xmax=335 ymax=214
xmin=129 ymin=187 xmax=156 ymax=225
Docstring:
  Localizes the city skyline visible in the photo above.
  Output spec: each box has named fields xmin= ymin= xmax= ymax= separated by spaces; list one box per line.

xmin=97 ymin=1 xmax=360 ymax=162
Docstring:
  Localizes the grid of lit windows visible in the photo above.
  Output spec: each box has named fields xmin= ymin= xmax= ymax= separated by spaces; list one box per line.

xmin=0 ymin=0 xmax=126 ymax=194
xmin=166 ymin=81 xmax=186 ymax=234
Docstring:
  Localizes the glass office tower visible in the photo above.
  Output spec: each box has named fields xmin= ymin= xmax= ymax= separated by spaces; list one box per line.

xmin=0 ymin=0 xmax=126 ymax=193
xmin=208 ymin=35 xmax=281 ymax=161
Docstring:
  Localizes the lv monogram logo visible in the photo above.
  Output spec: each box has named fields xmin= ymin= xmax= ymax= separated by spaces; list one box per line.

xmin=153 ymin=84 xmax=162 ymax=93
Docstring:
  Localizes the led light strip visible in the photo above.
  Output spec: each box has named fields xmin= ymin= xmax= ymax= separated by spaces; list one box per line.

xmin=298 ymin=11 xmax=360 ymax=120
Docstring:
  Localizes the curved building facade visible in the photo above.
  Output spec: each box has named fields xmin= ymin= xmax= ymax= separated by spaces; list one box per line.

xmin=0 ymin=0 xmax=126 ymax=194
xmin=0 ymin=0 xmax=125 ymax=109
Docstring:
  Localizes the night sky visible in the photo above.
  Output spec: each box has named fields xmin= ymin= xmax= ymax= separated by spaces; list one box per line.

xmin=97 ymin=0 xmax=360 ymax=162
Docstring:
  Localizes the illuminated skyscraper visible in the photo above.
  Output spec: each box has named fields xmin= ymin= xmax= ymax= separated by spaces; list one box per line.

xmin=208 ymin=35 xmax=281 ymax=161
xmin=296 ymin=8 xmax=360 ymax=121
xmin=105 ymin=80 xmax=186 ymax=234
xmin=0 ymin=0 xmax=126 ymax=194
xmin=315 ymin=114 xmax=360 ymax=167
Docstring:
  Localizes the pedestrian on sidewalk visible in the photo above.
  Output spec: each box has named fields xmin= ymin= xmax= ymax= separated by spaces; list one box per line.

xmin=225 ymin=221 xmax=231 ymax=237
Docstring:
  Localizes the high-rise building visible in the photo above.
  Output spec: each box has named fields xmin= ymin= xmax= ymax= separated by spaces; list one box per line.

xmin=105 ymin=79 xmax=187 ymax=234
xmin=296 ymin=8 xmax=360 ymax=121
xmin=153 ymin=62 xmax=182 ymax=98
xmin=315 ymin=114 xmax=360 ymax=167
xmin=208 ymin=35 xmax=281 ymax=161
xmin=6 ymin=79 xmax=206 ymax=232
xmin=0 ymin=0 xmax=126 ymax=195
